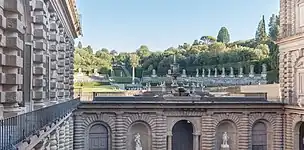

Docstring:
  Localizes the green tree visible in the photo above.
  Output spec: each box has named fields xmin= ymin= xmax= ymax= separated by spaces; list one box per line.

xmin=84 ymin=45 xmax=93 ymax=54
xmin=217 ymin=27 xmax=230 ymax=43
xmin=255 ymin=15 xmax=268 ymax=43
xmin=200 ymin=36 xmax=216 ymax=45
xmin=136 ymin=45 xmax=150 ymax=59
xmin=268 ymin=14 xmax=280 ymax=41
xmin=77 ymin=41 xmax=82 ymax=49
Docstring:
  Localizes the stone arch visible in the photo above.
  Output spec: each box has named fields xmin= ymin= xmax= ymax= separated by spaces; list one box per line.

xmin=171 ymin=120 xmax=194 ymax=150
xmin=124 ymin=114 xmax=157 ymax=132
xmin=168 ymin=118 xmax=200 ymax=134
xmin=82 ymin=113 xmax=116 ymax=149
xmin=85 ymin=121 xmax=111 ymax=150
xmin=250 ymin=119 xmax=273 ymax=150
xmin=248 ymin=113 xmax=275 ymax=149
xmin=127 ymin=121 xmax=152 ymax=150
xmin=215 ymin=120 xmax=238 ymax=150
xmin=292 ymin=114 xmax=304 ymax=150
xmin=214 ymin=113 xmax=241 ymax=150
xmin=124 ymin=114 xmax=155 ymax=150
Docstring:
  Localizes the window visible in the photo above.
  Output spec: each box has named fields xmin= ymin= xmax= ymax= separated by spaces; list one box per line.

xmin=252 ymin=122 xmax=267 ymax=150
xmin=89 ymin=124 xmax=108 ymax=150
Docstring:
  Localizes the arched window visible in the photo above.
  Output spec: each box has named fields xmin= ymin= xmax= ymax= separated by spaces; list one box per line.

xmin=89 ymin=124 xmax=109 ymax=150
xmin=252 ymin=122 xmax=267 ymax=150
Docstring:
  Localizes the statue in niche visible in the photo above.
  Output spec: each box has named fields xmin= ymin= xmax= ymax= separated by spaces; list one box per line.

xmin=221 ymin=132 xmax=229 ymax=148
xmin=134 ymin=133 xmax=142 ymax=150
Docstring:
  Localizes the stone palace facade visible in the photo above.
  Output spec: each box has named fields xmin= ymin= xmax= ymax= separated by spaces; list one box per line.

xmin=72 ymin=0 xmax=304 ymax=150
xmin=0 ymin=0 xmax=81 ymax=119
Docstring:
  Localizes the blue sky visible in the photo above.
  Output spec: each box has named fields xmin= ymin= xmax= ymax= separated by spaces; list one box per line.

xmin=75 ymin=0 xmax=279 ymax=52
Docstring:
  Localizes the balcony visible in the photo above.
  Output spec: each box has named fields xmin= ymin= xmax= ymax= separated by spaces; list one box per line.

xmin=0 ymin=99 xmax=80 ymax=150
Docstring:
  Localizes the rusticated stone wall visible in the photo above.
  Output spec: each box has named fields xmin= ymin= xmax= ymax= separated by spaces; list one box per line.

xmin=73 ymin=105 xmax=291 ymax=150
xmin=0 ymin=0 xmax=25 ymax=117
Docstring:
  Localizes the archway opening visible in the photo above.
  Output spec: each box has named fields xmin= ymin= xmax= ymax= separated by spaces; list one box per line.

xmin=215 ymin=120 xmax=237 ymax=150
xmin=172 ymin=120 xmax=193 ymax=150
xmin=299 ymin=122 xmax=304 ymax=150
xmin=127 ymin=121 xmax=152 ymax=150
xmin=88 ymin=124 xmax=109 ymax=150
xmin=252 ymin=121 xmax=267 ymax=150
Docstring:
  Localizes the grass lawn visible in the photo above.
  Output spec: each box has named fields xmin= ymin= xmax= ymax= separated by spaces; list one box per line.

xmin=74 ymin=85 xmax=122 ymax=92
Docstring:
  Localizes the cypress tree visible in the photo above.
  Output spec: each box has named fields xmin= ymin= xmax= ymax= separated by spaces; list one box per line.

xmin=217 ymin=27 xmax=230 ymax=43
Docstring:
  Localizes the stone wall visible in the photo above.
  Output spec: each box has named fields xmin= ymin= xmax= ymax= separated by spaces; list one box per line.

xmin=0 ymin=0 xmax=80 ymax=118
xmin=74 ymin=103 xmax=288 ymax=150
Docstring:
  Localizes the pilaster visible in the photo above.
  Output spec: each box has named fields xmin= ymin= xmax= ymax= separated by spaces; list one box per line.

xmin=200 ymin=112 xmax=214 ymax=150
xmin=69 ymin=116 xmax=74 ymax=150
xmin=57 ymin=23 xmax=65 ymax=102
xmin=58 ymin=122 xmax=66 ymax=150
xmin=238 ymin=112 xmax=249 ymax=150
xmin=48 ymin=11 xmax=59 ymax=104
xmin=64 ymin=37 xmax=71 ymax=100
xmin=64 ymin=119 xmax=70 ymax=149
xmin=114 ymin=112 xmax=125 ymax=149
xmin=49 ymin=130 xmax=58 ymax=150
xmin=1 ymin=0 xmax=25 ymax=117
xmin=154 ymin=113 xmax=166 ymax=150
xmin=30 ymin=0 xmax=47 ymax=109
xmin=73 ymin=114 xmax=84 ymax=149
xmin=274 ymin=113 xmax=284 ymax=150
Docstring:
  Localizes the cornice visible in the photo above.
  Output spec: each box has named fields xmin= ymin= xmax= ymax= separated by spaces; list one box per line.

xmin=50 ymin=0 xmax=80 ymax=39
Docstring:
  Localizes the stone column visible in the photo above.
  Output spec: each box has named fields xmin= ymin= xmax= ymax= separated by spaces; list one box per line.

xmin=58 ymin=123 xmax=66 ymax=150
xmin=65 ymin=119 xmax=70 ymax=149
xmin=167 ymin=132 xmax=173 ymax=150
xmin=50 ymin=130 xmax=58 ymax=150
xmin=57 ymin=24 xmax=65 ymax=102
xmin=238 ymin=112 xmax=249 ymax=150
xmin=48 ymin=12 xmax=59 ymax=104
xmin=114 ymin=112 xmax=126 ymax=149
xmin=201 ymin=112 xmax=214 ymax=150
xmin=31 ymin=0 xmax=48 ymax=109
xmin=193 ymin=132 xmax=200 ymax=150
xmin=1 ymin=0 xmax=25 ymax=117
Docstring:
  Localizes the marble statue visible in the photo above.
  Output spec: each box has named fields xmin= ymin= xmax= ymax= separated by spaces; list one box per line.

xmin=221 ymin=67 xmax=225 ymax=77
xmin=134 ymin=133 xmax=142 ymax=150
xmin=161 ymin=81 xmax=166 ymax=93
xmin=229 ymin=67 xmax=234 ymax=77
xmin=94 ymin=69 xmax=99 ymax=76
xmin=214 ymin=68 xmax=218 ymax=77
xmin=249 ymin=65 xmax=254 ymax=77
xmin=181 ymin=69 xmax=187 ymax=77
xmin=238 ymin=67 xmax=243 ymax=78
xmin=167 ymin=69 xmax=172 ymax=77
xmin=208 ymin=69 xmax=211 ymax=77
xmin=151 ymin=69 xmax=157 ymax=77
xmin=261 ymin=64 xmax=267 ymax=78
xmin=202 ymin=69 xmax=205 ymax=77
xmin=196 ymin=68 xmax=199 ymax=77
xmin=221 ymin=132 xmax=229 ymax=148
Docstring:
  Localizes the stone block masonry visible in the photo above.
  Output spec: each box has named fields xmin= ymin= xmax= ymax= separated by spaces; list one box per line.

xmin=0 ymin=0 xmax=81 ymax=118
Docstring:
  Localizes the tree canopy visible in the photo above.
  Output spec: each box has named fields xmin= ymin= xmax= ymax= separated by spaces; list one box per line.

xmin=74 ymin=14 xmax=280 ymax=82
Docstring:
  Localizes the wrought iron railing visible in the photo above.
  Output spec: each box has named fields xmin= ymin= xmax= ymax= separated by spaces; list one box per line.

xmin=0 ymin=99 xmax=80 ymax=150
